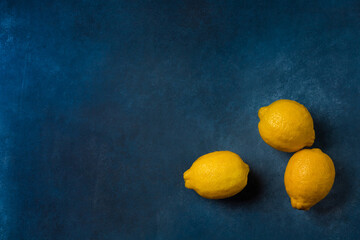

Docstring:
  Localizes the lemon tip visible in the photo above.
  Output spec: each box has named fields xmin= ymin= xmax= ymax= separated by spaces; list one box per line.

xmin=183 ymin=169 xmax=191 ymax=179
xmin=290 ymin=198 xmax=312 ymax=211
xmin=258 ymin=106 xmax=268 ymax=119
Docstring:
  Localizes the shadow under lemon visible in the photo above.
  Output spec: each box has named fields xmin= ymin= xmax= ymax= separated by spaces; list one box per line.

xmin=309 ymin=115 xmax=349 ymax=215
xmin=311 ymin=115 xmax=334 ymax=150
xmin=311 ymin=159 xmax=350 ymax=215
xmin=218 ymin=170 xmax=263 ymax=206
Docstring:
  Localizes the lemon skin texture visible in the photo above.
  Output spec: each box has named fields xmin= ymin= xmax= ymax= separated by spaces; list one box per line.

xmin=258 ymin=99 xmax=315 ymax=152
xmin=183 ymin=151 xmax=250 ymax=199
xmin=284 ymin=148 xmax=335 ymax=210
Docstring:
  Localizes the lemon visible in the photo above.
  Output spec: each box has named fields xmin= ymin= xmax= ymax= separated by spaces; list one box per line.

xmin=183 ymin=151 xmax=249 ymax=199
xmin=258 ymin=99 xmax=315 ymax=152
xmin=284 ymin=148 xmax=335 ymax=210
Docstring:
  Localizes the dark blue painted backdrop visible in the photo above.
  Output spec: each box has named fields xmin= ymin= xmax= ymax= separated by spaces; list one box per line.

xmin=1 ymin=0 xmax=360 ymax=239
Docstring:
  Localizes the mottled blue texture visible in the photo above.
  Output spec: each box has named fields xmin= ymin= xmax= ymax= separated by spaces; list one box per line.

xmin=1 ymin=0 xmax=360 ymax=239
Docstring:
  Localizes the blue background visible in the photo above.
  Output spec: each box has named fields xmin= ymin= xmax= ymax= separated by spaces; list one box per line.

xmin=1 ymin=0 xmax=360 ymax=239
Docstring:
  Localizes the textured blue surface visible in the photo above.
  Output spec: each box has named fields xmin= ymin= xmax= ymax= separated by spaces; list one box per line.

xmin=1 ymin=0 xmax=360 ymax=239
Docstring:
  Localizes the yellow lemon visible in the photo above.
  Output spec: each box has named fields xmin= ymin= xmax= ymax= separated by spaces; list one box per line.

xmin=284 ymin=148 xmax=335 ymax=210
xmin=258 ymin=99 xmax=315 ymax=152
xmin=183 ymin=151 xmax=249 ymax=199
